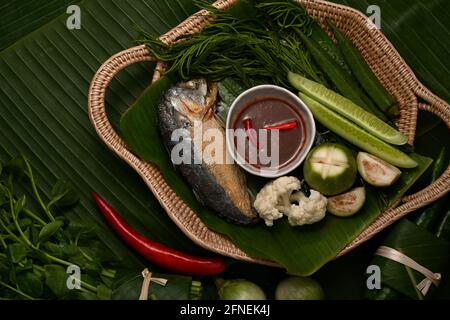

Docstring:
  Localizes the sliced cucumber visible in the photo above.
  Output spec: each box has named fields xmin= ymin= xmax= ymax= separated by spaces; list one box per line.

xmin=300 ymin=94 xmax=418 ymax=168
xmin=303 ymin=143 xmax=357 ymax=196
xmin=327 ymin=187 xmax=366 ymax=217
xmin=289 ymin=72 xmax=407 ymax=145
xmin=357 ymin=152 xmax=402 ymax=187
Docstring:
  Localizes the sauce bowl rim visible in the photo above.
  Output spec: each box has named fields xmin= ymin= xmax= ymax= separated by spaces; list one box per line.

xmin=225 ymin=84 xmax=316 ymax=178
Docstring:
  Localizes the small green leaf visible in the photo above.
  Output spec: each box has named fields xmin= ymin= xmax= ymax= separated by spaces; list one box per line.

xmin=217 ymin=78 xmax=249 ymax=125
xmin=65 ymin=252 xmax=91 ymax=271
xmin=43 ymin=242 xmax=63 ymax=256
xmin=31 ymin=227 xmax=40 ymax=245
xmin=49 ymin=180 xmax=79 ymax=208
xmin=14 ymin=195 xmax=27 ymax=214
xmin=44 ymin=265 xmax=70 ymax=297
xmin=9 ymin=265 xmax=17 ymax=284
xmin=38 ymin=221 xmax=64 ymax=242
xmin=15 ymin=259 xmax=33 ymax=273
xmin=19 ymin=218 xmax=32 ymax=229
xmin=66 ymin=215 xmax=97 ymax=235
xmin=97 ymin=284 xmax=112 ymax=300
xmin=84 ymin=262 xmax=102 ymax=274
xmin=17 ymin=271 xmax=43 ymax=298
xmin=100 ymin=274 xmax=115 ymax=289
xmin=7 ymin=243 xmax=27 ymax=263
xmin=61 ymin=243 xmax=79 ymax=258
xmin=31 ymin=250 xmax=51 ymax=264
xmin=78 ymin=242 xmax=116 ymax=263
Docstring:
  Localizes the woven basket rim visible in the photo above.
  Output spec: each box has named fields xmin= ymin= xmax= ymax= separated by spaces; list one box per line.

xmin=88 ymin=0 xmax=450 ymax=267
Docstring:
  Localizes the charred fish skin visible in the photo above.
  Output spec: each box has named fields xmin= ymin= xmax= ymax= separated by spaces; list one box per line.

xmin=158 ymin=79 xmax=259 ymax=225
xmin=177 ymin=163 xmax=258 ymax=225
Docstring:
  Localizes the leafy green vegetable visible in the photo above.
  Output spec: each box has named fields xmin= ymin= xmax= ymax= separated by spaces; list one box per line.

xmin=38 ymin=221 xmax=64 ymax=243
xmin=216 ymin=78 xmax=250 ymax=126
xmin=49 ymin=180 xmax=79 ymax=209
xmin=7 ymin=244 xmax=27 ymax=264
xmin=16 ymin=271 xmax=44 ymax=298
xmin=142 ymin=0 xmax=323 ymax=87
xmin=44 ymin=265 xmax=71 ymax=297
xmin=0 ymin=156 xmax=121 ymax=299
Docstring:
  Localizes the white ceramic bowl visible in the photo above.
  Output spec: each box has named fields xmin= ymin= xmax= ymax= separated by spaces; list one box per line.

xmin=226 ymin=85 xmax=316 ymax=178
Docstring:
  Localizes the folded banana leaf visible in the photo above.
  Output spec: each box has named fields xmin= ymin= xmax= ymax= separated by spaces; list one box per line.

xmin=370 ymin=219 xmax=450 ymax=299
xmin=120 ymin=76 xmax=432 ymax=276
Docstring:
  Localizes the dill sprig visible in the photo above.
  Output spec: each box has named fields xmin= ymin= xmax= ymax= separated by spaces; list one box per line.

xmin=141 ymin=0 xmax=323 ymax=87
xmin=256 ymin=0 xmax=314 ymax=31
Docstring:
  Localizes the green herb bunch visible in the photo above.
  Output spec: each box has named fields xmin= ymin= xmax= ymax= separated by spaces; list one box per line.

xmin=0 ymin=156 xmax=117 ymax=300
xmin=142 ymin=0 xmax=324 ymax=87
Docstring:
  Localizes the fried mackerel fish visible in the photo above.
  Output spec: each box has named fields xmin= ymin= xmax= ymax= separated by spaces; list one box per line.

xmin=158 ymin=79 xmax=259 ymax=225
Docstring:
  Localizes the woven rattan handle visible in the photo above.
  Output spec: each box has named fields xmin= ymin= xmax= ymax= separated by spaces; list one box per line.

xmin=88 ymin=45 xmax=154 ymax=160
xmin=399 ymin=88 xmax=450 ymax=207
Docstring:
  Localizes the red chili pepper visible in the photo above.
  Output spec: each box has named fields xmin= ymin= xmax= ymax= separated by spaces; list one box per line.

xmin=243 ymin=118 xmax=259 ymax=148
xmin=91 ymin=192 xmax=225 ymax=276
xmin=264 ymin=120 xmax=298 ymax=131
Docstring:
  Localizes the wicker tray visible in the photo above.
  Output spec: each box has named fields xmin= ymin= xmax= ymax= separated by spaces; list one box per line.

xmin=88 ymin=0 xmax=450 ymax=265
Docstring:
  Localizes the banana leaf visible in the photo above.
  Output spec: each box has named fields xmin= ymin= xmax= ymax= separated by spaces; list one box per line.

xmin=0 ymin=0 xmax=79 ymax=51
xmin=120 ymin=76 xmax=432 ymax=276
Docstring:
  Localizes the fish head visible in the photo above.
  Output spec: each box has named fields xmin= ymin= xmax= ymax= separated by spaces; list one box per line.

xmin=168 ymin=79 xmax=218 ymax=125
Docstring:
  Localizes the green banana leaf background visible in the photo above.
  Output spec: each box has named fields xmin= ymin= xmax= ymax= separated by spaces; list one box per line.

xmin=0 ymin=0 xmax=449 ymax=299
xmin=120 ymin=76 xmax=432 ymax=276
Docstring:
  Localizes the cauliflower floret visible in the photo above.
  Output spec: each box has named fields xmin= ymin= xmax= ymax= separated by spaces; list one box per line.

xmin=254 ymin=177 xmax=328 ymax=227
xmin=287 ymin=190 xmax=328 ymax=226
xmin=253 ymin=177 xmax=301 ymax=226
